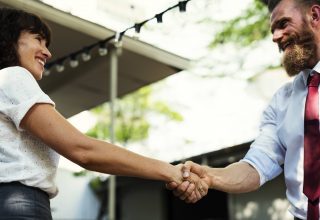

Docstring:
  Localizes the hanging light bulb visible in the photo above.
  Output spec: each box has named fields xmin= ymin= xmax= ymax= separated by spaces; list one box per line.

xmin=43 ymin=63 xmax=52 ymax=76
xmin=155 ymin=13 xmax=163 ymax=23
xmin=69 ymin=54 xmax=79 ymax=68
xmin=114 ymin=32 xmax=123 ymax=48
xmin=133 ymin=23 xmax=141 ymax=40
xmin=178 ymin=0 xmax=188 ymax=12
xmin=81 ymin=50 xmax=91 ymax=62
xmin=43 ymin=68 xmax=51 ymax=76
xmin=70 ymin=58 xmax=79 ymax=68
xmin=98 ymin=42 xmax=108 ymax=56
xmin=55 ymin=63 xmax=65 ymax=73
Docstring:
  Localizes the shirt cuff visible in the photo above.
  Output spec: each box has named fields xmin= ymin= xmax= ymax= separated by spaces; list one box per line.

xmin=241 ymin=148 xmax=283 ymax=186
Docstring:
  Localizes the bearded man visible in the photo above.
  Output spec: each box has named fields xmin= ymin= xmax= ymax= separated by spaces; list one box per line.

xmin=168 ymin=0 xmax=320 ymax=219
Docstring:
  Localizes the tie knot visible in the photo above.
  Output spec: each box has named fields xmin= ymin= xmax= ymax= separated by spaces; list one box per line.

xmin=308 ymin=72 xmax=320 ymax=87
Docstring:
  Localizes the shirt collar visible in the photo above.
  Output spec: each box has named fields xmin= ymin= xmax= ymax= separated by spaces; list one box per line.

xmin=301 ymin=61 xmax=320 ymax=86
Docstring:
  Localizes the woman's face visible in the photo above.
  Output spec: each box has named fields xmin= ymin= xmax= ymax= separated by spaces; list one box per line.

xmin=17 ymin=31 xmax=51 ymax=80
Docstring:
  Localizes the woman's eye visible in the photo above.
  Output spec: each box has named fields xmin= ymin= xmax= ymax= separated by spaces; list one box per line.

xmin=35 ymin=35 xmax=42 ymax=42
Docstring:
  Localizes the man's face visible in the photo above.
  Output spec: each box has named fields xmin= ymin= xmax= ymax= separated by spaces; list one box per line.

xmin=271 ymin=0 xmax=317 ymax=76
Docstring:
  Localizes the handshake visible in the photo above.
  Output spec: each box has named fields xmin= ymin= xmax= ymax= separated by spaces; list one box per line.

xmin=165 ymin=161 xmax=261 ymax=202
xmin=166 ymin=161 xmax=212 ymax=203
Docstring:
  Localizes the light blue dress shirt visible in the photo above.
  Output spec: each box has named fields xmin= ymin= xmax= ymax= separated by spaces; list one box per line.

xmin=242 ymin=61 xmax=320 ymax=219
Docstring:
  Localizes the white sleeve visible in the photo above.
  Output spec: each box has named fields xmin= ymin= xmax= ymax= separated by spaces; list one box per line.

xmin=240 ymin=84 xmax=291 ymax=186
xmin=0 ymin=66 xmax=55 ymax=131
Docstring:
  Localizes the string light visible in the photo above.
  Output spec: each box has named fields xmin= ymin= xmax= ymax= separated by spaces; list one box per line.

xmin=133 ymin=23 xmax=141 ymax=39
xmin=114 ymin=32 xmax=123 ymax=48
xmin=98 ymin=41 xmax=108 ymax=56
xmin=155 ymin=13 xmax=163 ymax=23
xmin=55 ymin=64 xmax=64 ymax=72
xmin=81 ymin=49 xmax=91 ymax=62
xmin=43 ymin=68 xmax=51 ymax=76
xmin=178 ymin=0 xmax=188 ymax=12
xmin=69 ymin=54 xmax=79 ymax=68
xmin=133 ymin=19 xmax=150 ymax=39
xmin=45 ymin=0 xmax=192 ymax=75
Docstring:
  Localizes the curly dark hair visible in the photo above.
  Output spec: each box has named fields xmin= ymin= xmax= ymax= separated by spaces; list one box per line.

xmin=0 ymin=7 xmax=51 ymax=69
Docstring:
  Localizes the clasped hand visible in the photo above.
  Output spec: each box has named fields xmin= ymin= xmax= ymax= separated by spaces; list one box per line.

xmin=167 ymin=161 xmax=211 ymax=203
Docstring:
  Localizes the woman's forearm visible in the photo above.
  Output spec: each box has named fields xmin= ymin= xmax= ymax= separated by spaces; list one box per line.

xmin=78 ymin=136 xmax=182 ymax=184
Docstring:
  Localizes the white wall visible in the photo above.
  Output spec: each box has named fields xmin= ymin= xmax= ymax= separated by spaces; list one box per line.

xmin=229 ymin=175 xmax=293 ymax=220
xmin=51 ymin=168 xmax=100 ymax=220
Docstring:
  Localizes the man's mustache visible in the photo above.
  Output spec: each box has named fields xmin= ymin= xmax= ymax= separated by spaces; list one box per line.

xmin=278 ymin=32 xmax=315 ymax=53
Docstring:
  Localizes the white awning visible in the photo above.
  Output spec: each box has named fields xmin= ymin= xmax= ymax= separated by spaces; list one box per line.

xmin=0 ymin=0 xmax=190 ymax=117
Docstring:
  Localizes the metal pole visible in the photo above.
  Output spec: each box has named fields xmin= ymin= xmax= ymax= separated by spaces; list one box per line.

xmin=108 ymin=44 xmax=118 ymax=220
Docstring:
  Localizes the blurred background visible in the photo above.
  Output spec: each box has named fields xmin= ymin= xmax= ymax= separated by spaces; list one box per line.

xmin=0 ymin=0 xmax=293 ymax=219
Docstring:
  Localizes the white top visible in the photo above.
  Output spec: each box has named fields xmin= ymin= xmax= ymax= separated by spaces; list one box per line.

xmin=242 ymin=61 xmax=320 ymax=219
xmin=0 ymin=66 xmax=59 ymax=198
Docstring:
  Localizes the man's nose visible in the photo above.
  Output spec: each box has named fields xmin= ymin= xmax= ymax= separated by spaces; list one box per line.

xmin=272 ymin=29 xmax=283 ymax=43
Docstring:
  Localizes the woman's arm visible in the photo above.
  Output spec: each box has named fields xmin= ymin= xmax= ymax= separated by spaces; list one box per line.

xmin=20 ymin=103 xmax=185 ymax=184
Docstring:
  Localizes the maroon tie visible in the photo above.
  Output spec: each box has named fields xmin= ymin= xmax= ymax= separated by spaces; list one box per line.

xmin=304 ymin=72 xmax=320 ymax=220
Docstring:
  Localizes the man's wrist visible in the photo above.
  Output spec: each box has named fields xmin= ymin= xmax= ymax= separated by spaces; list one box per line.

xmin=204 ymin=166 xmax=214 ymax=188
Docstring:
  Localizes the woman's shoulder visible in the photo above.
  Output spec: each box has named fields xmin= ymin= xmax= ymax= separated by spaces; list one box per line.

xmin=0 ymin=66 xmax=32 ymax=76
xmin=0 ymin=66 xmax=35 ymax=84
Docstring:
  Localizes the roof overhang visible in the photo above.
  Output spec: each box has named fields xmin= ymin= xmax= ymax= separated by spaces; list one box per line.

xmin=0 ymin=0 xmax=190 ymax=117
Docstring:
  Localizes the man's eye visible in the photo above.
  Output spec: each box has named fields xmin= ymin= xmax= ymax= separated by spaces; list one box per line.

xmin=279 ymin=20 xmax=288 ymax=28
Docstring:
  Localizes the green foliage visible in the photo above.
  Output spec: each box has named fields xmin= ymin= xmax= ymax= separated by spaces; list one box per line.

xmin=86 ymin=86 xmax=183 ymax=145
xmin=73 ymin=170 xmax=89 ymax=177
xmin=89 ymin=176 xmax=105 ymax=193
xmin=210 ymin=0 xmax=270 ymax=47
xmin=152 ymin=101 xmax=183 ymax=122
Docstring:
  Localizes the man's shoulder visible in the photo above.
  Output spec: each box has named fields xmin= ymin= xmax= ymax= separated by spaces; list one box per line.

xmin=272 ymin=73 xmax=305 ymax=102
xmin=274 ymin=81 xmax=293 ymax=98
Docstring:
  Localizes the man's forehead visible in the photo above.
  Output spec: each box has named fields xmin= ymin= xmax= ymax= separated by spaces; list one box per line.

xmin=270 ymin=0 xmax=298 ymax=23
xmin=271 ymin=0 xmax=285 ymax=18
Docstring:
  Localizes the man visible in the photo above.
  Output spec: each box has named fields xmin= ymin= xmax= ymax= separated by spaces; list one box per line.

xmin=168 ymin=0 xmax=320 ymax=219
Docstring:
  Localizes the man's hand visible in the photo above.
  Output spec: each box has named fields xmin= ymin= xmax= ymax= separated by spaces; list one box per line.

xmin=166 ymin=161 xmax=211 ymax=203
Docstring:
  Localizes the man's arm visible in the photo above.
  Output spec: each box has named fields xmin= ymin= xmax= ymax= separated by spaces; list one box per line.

xmin=203 ymin=161 xmax=260 ymax=193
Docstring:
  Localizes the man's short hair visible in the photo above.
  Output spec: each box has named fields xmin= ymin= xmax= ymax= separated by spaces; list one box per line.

xmin=262 ymin=0 xmax=320 ymax=12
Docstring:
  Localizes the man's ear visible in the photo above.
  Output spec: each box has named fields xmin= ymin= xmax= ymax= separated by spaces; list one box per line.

xmin=310 ymin=5 xmax=320 ymax=27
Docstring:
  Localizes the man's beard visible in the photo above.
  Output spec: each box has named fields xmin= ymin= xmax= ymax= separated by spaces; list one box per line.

xmin=281 ymin=29 xmax=316 ymax=77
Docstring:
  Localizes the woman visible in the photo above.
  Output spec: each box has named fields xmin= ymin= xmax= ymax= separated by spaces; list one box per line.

xmin=0 ymin=8 xmax=206 ymax=219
